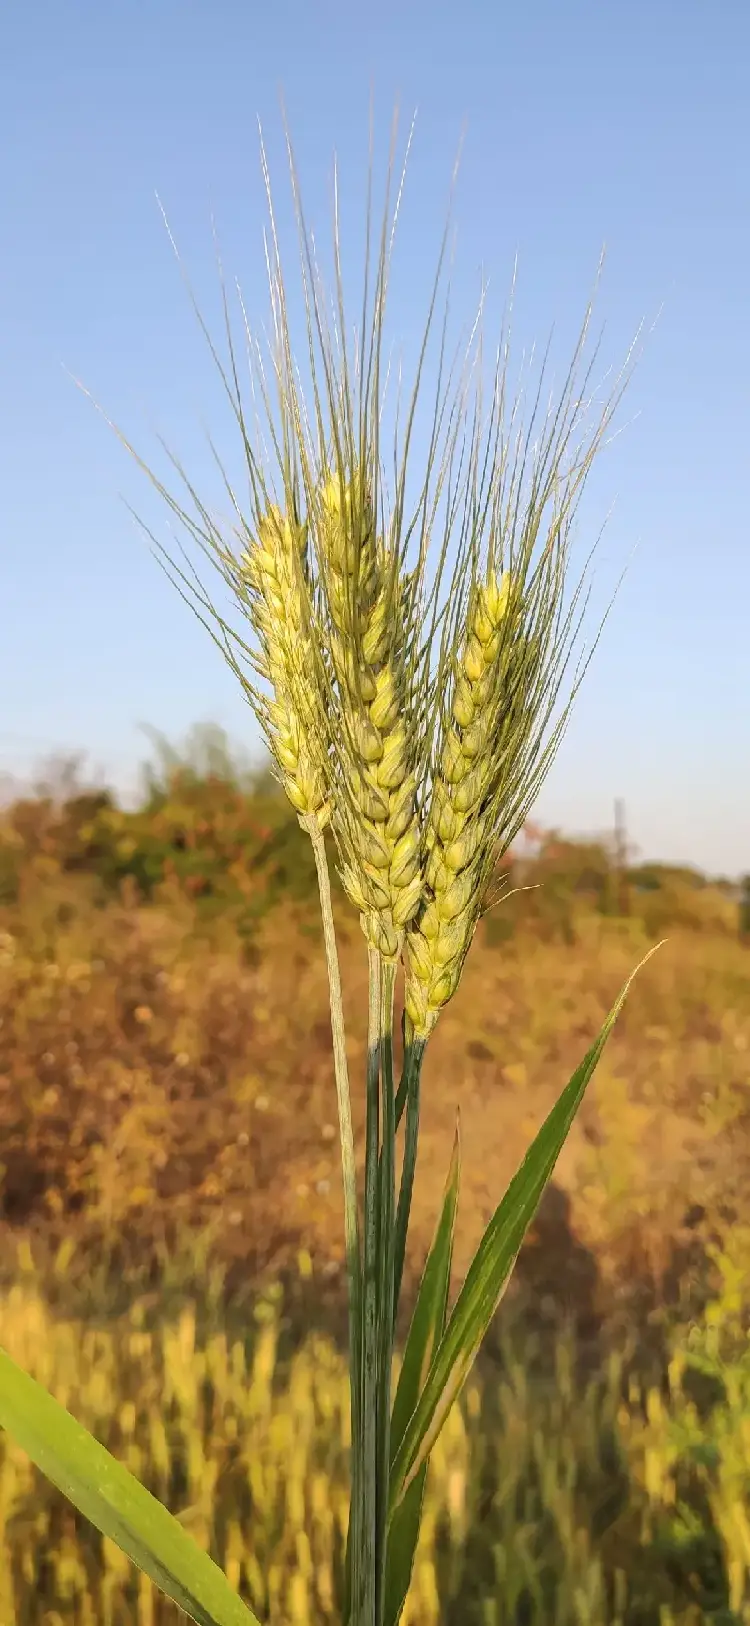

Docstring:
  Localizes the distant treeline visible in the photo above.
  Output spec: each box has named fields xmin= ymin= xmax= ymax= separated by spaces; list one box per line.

xmin=0 ymin=725 xmax=745 ymax=944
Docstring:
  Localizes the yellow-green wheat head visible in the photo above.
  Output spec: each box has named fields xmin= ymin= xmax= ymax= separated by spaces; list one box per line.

xmin=403 ymin=340 xmax=632 ymax=1038
xmin=405 ymin=566 xmax=549 ymax=1038
xmin=239 ymin=503 xmax=332 ymax=828
xmin=314 ymin=469 xmax=423 ymax=962
xmin=127 ymin=124 xmax=634 ymax=1011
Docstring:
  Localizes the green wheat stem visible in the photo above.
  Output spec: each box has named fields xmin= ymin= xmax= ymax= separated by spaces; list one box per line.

xmin=304 ymin=814 xmax=363 ymax=1620
xmin=361 ymin=944 xmax=382 ymax=1626
xmin=375 ymin=956 xmax=397 ymax=1626
xmin=393 ymin=1012 xmax=411 ymax=1132
xmin=392 ymin=1036 xmax=426 ymax=1331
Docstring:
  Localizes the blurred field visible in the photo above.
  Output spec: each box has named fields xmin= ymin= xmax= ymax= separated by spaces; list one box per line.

xmin=0 ymin=730 xmax=748 ymax=1621
xmin=0 ymin=1243 xmax=748 ymax=1625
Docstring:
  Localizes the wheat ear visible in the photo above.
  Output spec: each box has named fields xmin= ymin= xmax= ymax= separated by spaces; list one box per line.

xmin=404 ymin=569 xmax=514 ymax=1038
xmin=319 ymin=472 xmax=423 ymax=963
xmin=240 ymin=503 xmax=331 ymax=828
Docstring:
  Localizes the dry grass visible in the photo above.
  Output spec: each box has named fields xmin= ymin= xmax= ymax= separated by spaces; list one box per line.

xmin=1 ymin=1244 xmax=747 ymax=1624
xmin=1 ymin=868 xmax=748 ymax=1319
xmin=1 ymin=850 xmax=749 ymax=1621
xmin=0 ymin=1273 xmax=737 ymax=1626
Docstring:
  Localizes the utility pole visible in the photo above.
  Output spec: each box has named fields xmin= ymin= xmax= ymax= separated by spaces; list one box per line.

xmin=613 ymin=797 xmax=630 ymax=916
xmin=740 ymin=874 xmax=750 ymax=943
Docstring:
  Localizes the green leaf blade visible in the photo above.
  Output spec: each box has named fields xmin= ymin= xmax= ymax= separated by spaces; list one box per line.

xmin=383 ymin=1469 xmax=427 ymax=1626
xmin=0 ymin=1350 xmax=261 ymax=1626
xmin=390 ymin=1118 xmax=461 ymax=1466
xmin=389 ymin=947 xmax=660 ymax=1516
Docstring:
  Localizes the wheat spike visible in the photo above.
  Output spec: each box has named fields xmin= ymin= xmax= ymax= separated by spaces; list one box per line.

xmin=405 ymin=570 xmax=514 ymax=1037
xmin=319 ymin=472 xmax=423 ymax=962
xmin=241 ymin=504 xmax=331 ymax=826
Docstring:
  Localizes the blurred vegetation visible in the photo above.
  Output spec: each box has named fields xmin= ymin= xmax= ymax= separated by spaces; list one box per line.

xmin=0 ymin=726 xmax=322 ymax=952
xmin=1 ymin=1242 xmax=749 ymax=1624
xmin=0 ymin=723 xmax=748 ymax=1621
xmin=0 ymin=724 xmax=742 ymax=948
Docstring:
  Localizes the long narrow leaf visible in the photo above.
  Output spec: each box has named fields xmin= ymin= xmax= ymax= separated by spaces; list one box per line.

xmin=384 ymin=1118 xmax=461 ymax=1626
xmin=0 ymin=1350 xmax=261 ymax=1626
xmin=390 ymin=1118 xmax=461 ymax=1463
xmin=388 ymin=947 xmax=660 ymax=1515
xmin=392 ymin=1038 xmax=426 ymax=1331
xmin=384 ymin=1474 xmax=425 ymax=1626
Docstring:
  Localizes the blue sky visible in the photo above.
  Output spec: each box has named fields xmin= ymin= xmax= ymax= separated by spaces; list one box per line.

xmin=1 ymin=0 xmax=747 ymax=876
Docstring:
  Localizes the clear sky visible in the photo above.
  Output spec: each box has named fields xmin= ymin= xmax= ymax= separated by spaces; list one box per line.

xmin=1 ymin=0 xmax=747 ymax=876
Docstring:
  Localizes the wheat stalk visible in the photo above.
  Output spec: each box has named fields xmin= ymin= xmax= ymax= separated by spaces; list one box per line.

xmin=31 ymin=111 xmax=652 ymax=1626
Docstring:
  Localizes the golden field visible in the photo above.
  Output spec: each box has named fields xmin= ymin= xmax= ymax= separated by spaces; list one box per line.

xmin=0 ymin=752 xmax=748 ymax=1622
